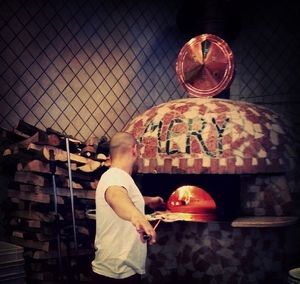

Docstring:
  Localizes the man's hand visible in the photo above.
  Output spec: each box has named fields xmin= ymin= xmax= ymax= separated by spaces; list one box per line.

xmin=105 ymin=186 xmax=157 ymax=244
xmin=131 ymin=214 xmax=157 ymax=245
xmin=144 ymin=196 xmax=166 ymax=210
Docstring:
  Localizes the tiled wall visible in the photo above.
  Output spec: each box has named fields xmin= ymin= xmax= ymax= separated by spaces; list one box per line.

xmin=146 ymin=221 xmax=297 ymax=284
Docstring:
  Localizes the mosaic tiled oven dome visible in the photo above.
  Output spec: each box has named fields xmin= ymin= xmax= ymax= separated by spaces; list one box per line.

xmin=123 ymin=98 xmax=293 ymax=174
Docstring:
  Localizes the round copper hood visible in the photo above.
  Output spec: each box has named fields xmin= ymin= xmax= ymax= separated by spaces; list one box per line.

xmin=167 ymin=185 xmax=216 ymax=221
xmin=176 ymin=34 xmax=234 ymax=98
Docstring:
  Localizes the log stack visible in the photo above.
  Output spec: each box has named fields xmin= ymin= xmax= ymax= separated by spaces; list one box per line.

xmin=0 ymin=120 xmax=109 ymax=283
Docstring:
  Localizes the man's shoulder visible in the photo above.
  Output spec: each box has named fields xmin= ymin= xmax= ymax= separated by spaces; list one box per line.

xmin=103 ymin=167 xmax=130 ymax=178
xmin=99 ymin=167 xmax=115 ymax=181
xmin=100 ymin=167 xmax=131 ymax=184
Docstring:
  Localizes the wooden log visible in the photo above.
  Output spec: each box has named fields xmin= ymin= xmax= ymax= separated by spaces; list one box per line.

xmin=11 ymin=236 xmax=50 ymax=252
xmin=10 ymin=217 xmax=41 ymax=229
xmin=35 ymin=232 xmax=56 ymax=242
xmin=62 ymin=178 xmax=98 ymax=190
xmin=28 ymin=143 xmax=92 ymax=164
xmin=16 ymin=120 xmax=83 ymax=150
xmin=46 ymin=127 xmax=82 ymax=144
xmin=10 ymin=218 xmax=57 ymax=235
xmin=27 ymin=143 xmax=110 ymax=172
xmin=78 ymin=198 xmax=96 ymax=208
xmin=19 ymin=184 xmax=96 ymax=200
xmin=2 ymin=146 xmax=42 ymax=163
xmin=12 ymin=230 xmax=56 ymax=242
xmin=3 ymin=132 xmax=49 ymax=157
xmin=8 ymin=197 xmax=26 ymax=209
xmin=61 ymin=225 xmax=90 ymax=237
xmin=28 ymin=220 xmax=42 ymax=228
xmin=15 ymin=171 xmax=46 ymax=187
xmin=10 ymin=210 xmax=63 ymax=222
xmin=16 ymin=120 xmax=45 ymax=137
xmin=8 ymin=189 xmax=64 ymax=204
xmin=76 ymin=161 xmax=103 ymax=172
xmin=14 ymin=170 xmax=94 ymax=190
xmin=0 ymin=127 xmax=28 ymax=143
xmin=77 ymin=226 xmax=90 ymax=236
xmin=17 ymin=159 xmax=90 ymax=180
xmin=13 ymin=132 xmax=43 ymax=149
xmin=59 ymin=186 xmax=95 ymax=199
xmin=9 ymin=188 xmax=49 ymax=203
xmin=12 ymin=230 xmax=26 ymax=238
xmin=62 ymin=209 xmax=88 ymax=221
xmin=63 ymin=179 xmax=83 ymax=189
xmin=17 ymin=159 xmax=68 ymax=176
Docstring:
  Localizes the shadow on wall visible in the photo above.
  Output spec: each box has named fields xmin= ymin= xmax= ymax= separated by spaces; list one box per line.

xmin=176 ymin=0 xmax=241 ymax=43
xmin=126 ymin=27 xmax=187 ymax=116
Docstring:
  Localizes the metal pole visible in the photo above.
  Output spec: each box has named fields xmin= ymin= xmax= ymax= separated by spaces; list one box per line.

xmin=49 ymin=150 xmax=63 ymax=278
xmin=65 ymin=137 xmax=78 ymax=253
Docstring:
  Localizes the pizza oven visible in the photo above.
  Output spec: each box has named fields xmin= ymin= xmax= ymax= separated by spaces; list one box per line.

xmin=122 ymin=33 xmax=298 ymax=283
xmin=123 ymin=97 xmax=298 ymax=283
xmin=123 ymin=34 xmax=295 ymax=223
xmin=124 ymin=97 xmax=295 ymax=217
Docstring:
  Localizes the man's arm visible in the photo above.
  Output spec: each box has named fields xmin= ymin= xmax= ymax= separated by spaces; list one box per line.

xmin=144 ymin=196 xmax=166 ymax=210
xmin=105 ymin=186 xmax=156 ymax=244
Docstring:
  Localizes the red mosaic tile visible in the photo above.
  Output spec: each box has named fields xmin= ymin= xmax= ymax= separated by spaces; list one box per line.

xmin=163 ymin=159 xmax=172 ymax=173
xmin=192 ymin=158 xmax=203 ymax=173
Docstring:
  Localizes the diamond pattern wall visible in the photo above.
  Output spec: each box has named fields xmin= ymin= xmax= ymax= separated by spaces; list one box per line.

xmin=229 ymin=1 xmax=300 ymax=193
xmin=0 ymin=0 xmax=186 ymax=140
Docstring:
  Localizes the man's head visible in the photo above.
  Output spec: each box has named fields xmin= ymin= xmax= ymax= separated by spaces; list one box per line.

xmin=109 ymin=132 xmax=139 ymax=163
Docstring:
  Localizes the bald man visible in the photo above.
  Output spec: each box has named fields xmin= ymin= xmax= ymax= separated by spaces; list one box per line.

xmin=92 ymin=132 xmax=165 ymax=284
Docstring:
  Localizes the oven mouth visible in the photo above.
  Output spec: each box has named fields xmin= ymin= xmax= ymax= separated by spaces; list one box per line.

xmin=134 ymin=173 xmax=241 ymax=222
xmin=167 ymin=185 xmax=217 ymax=221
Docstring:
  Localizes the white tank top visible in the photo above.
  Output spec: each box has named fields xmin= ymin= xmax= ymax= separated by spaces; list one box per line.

xmin=92 ymin=167 xmax=146 ymax=279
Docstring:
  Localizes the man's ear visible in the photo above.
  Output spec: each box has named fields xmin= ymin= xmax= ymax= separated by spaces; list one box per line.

xmin=132 ymin=144 xmax=138 ymax=157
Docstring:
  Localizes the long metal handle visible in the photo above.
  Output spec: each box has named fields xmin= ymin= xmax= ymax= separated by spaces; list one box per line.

xmin=143 ymin=219 xmax=162 ymax=241
xmin=49 ymin=149 xmax=63 ymax=278
xmin=51 ymin=174 xmax=62 ymax=275
xmin=66 ymin=137 xmax=78 ymax=253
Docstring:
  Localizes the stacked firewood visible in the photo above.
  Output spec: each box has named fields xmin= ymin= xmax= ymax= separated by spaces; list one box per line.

xmin=0 ymin=120 xmax=110 ymax=283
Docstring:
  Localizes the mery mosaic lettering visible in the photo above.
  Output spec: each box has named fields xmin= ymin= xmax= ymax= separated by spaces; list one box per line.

xmin=138 ymin=117 xmax=230 ymax=158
